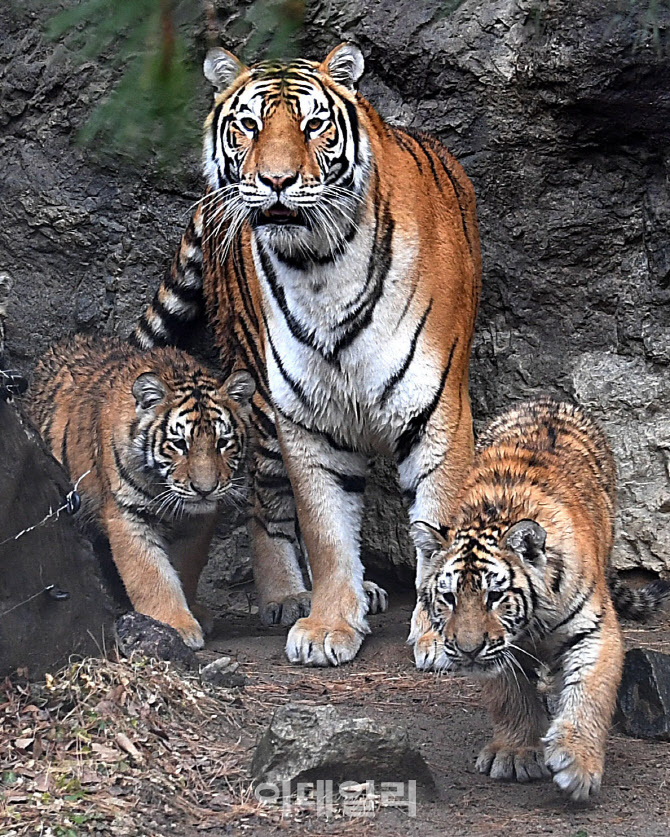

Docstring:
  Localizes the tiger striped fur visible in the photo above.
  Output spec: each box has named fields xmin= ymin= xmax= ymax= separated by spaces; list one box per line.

xmin=28 ymin=335 xmax=255 ymax=649
xmin=132 ymin=43 xmax=481 ymax=666
xmin=414 ymin=398 xmax=670 ymax=801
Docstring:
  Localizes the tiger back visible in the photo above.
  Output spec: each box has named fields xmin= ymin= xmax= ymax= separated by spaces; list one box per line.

xmin=133 ymin=43 xmax=481 ymax=667
xmin=414 ymin=399 xmax=669 ymax=800
xmin=28 ymin=335 xmax=254 ymax=649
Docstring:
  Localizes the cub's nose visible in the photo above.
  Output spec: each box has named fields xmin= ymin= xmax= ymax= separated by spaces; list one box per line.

xmin=455 ymin=637 xmax=487 ymax=660
xmin=258 ymin=172 xmax=298 ymax=193
xmin=190 ymin=481 xmax=217 ymax=498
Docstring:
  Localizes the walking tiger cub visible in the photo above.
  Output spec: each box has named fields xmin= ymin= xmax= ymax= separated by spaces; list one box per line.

xmin=28 ymin=335 xmax=255 ymax=649
xmin=132 ymin=43 xmax=481 ymax=666
xmin=414 ymin=399 xmax=669 ymax=801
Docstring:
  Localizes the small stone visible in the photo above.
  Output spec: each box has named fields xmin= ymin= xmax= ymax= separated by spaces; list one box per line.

xmin=251 ymin=704 xmax=436 ymax=799
xmin=114 ymin=612 xmax=197 ymax=671
xmin=200 ymin=656 xmax=246 ymax=688
xmin=616 ymin=648 xmax=670 ymax=741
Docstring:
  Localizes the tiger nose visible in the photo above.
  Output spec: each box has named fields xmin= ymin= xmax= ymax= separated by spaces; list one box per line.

xmin=190 ymin=480 xmax=217 ymax=498
xmin=455 ymin=637 xmax=487 ymax=660
xmin=258 ymin=171 xmax=298 ymax=193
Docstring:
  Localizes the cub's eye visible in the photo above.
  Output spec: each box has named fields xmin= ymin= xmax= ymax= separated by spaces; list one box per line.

xmin=440 ymin=592 xmax=456 ymax=608
xmin=217 ymin=437 xmax=232 ymax=451
xmin=306 ymin=117 xmax=325 ymax=135
xmin=172 ymin=438 xmax=188 ymax=453
xmin=239 ymin=117 xmax=258 ymax=133
xmin=487 ymin=590 xmax=505 ymax=607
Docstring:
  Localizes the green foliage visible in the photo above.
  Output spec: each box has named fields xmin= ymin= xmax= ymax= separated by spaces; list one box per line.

xmin=47 ymin=0 xmax=200 ymax=168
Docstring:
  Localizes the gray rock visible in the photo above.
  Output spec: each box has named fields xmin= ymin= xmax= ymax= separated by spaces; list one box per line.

xmin=251 ymin=704 xmax=436 ymax=798
xmin=200 ymin=656 xmax=246 ymax=688
xmin=1 ymin=0 xmax=669 ymax=586
xmin=616 ymin=648 xmax=670 ymax=741
xmin=0 ymin=396 xmax=115 ymax=679
xmin=114 ymin=612 xmax=198 ymax=671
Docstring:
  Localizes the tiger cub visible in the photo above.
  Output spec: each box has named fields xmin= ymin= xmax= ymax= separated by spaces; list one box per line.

xmin=414 ymin=399 xmax=669 ymax=801
xmin=28 ymin=335 xmax=255 ymax=649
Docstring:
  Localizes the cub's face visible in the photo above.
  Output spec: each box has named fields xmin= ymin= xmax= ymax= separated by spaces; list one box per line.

xmin=202 ymin=43 xmax=369 ymax=255
xmin=414 ymin=520 xmax=547 ymax=676
xmin=131 ymin=369 xmax=255 ymax=516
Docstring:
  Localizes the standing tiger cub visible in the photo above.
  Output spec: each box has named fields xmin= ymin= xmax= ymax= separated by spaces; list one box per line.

xmin=414 ymin=399 xmax=669 ymax=801
xmin=132 ymin=43 xmax=481 ymax=666
xmin=28 ymin=335 xmax=255 ymax=649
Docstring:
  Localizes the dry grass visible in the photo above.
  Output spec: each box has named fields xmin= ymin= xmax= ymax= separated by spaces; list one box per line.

xmin=0 ymin=655 xmax=263 ymax=835
xmin=0 ymin=656 xmax=410 ymax=836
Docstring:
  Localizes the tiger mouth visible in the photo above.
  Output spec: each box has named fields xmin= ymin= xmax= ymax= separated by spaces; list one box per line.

xmin=255 ymin=206 xmax=309 ymax=228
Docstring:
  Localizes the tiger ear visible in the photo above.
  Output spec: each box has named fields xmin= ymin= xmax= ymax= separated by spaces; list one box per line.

xmin=321 ymin=43 xmax=364 ymax=90
xmin=501 ymin=519 xmax=547 ymax=566
xmin=132 ymin=373 xmax=167 ymax=410
xmin=411 ymin=521 xmax=451 ymax=561
xmin=222 ymin=370 xmax=255 ymax=405
xmin=204 ymin=48 xmax=246 ymax=94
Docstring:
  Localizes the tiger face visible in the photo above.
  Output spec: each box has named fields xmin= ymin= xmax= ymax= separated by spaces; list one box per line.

xmin=202 ymin=43 xmax=369 ymax=256
xmin=130 ymin=368 xmax=255 ymax=515
xmin=414 ymin=519 xmax=548 ymax=676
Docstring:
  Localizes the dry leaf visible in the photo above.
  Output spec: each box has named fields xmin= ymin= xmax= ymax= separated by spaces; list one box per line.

xmin=116 ymin=732 xmax=142 ymax=761
xmin=13 ymin=737 xmax=34 ymax=750
xmin=91 ymin=742 xmax=121 ymax=762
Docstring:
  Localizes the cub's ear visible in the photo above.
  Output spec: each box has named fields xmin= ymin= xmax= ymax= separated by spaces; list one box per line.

xmin=132 ymin=373 xmax=167 ymax=410
xmin=411 ymin=521 xmax=451 ymax=560
xmin=321 ymin=43 xmax=365 ymax=90
xmin=222 ymin=370 xmax=255 ymax=405
xmin=501 ymin=519 xmax=547 ymax=566
xmin=204 ymin=48 xmax=246 ymax=94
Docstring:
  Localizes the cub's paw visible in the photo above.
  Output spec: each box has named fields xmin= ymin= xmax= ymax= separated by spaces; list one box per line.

xmin=413 ymin=628 xmax=450 ymax=671
xmin=363 ymin=581 xmax=388 ymax=615
xmin=169 ymin=611 xmax=205 ymax=650
xmin=285 ymin=617 xmax=365 ymax=666
xmin=543 ymin=725 xmax=603 ymax=801
xmin=260 ymin=592 xmax=312 ymax=627
xmin=477 ymin=743 xmax=550 ymax=783
xmin=190 ymin=603 xmax=214 ymax=637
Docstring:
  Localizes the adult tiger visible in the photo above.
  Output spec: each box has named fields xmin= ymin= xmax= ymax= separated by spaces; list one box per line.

xmin=133 ymin=43 xmax=481 ymax=666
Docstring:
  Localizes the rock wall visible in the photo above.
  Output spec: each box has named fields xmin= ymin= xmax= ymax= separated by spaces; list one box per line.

xmin=1 ymin=0 xmax=669 ymax=597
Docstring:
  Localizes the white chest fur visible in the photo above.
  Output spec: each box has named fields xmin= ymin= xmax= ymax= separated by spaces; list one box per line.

xmin=252 ymin=226 xmax=444 ymax=453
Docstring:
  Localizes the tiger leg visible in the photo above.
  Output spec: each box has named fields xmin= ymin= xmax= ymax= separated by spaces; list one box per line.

xmin=278 ymin=415 xmax=369 ymax=666
xmin=543 ymin=598 xmax=623 ymax=801
xmin=104 ymin=503 xmax=204 ymax=650
xmin=476 ymin=668 xmax=550 ymax=783
xmin=398 ymin=382 xmax=474 ymax=669
xmin=249 ymin=405 xmax=310 ymax=627
xmin=169 ymin=514 xmax=218 ymax=638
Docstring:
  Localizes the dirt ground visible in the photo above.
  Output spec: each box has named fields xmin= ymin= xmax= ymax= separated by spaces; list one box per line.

xmin=3 ymin=589 xmax=670 ymax=837
xmin=199 ymin=588 xmax=670 ymax=837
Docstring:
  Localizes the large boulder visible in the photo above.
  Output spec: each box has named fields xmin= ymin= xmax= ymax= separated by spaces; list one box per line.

xmin=251 ymin=703 xmax=436 ymax=799
xmin=616 ymin=648 xmax=670 ymax=741
xmin=0 ymin=395 xmax=115 ymax=679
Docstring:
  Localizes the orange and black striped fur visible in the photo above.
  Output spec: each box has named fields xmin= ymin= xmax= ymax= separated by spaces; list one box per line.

xmin=414 ymin=399 xmax=669 ymax=801
xmin=132 ymin=43 xmax=481 ymax=667
xmin=28 ymin=335 xmax=254 ymax=649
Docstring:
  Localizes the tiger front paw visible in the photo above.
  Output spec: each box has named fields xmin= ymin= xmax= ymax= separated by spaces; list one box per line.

xmin=477 ymin=743 xmax=550 ymax=783
xmin=260 ymin=592 xmax=312 ymax=627
xmin=285 ymin=616 xmax=366 ymax=666
xmin=543 ymin=723 xmax=604 ymax=802
xmin=408 ymin=600 xmax=448 ymax=671
xmin=162 ymin=609 xmax=205 ymax=650
xmin=363 ymin=580 xmax=388 ymax=614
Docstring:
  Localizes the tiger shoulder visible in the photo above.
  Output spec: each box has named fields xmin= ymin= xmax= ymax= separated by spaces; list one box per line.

xmin=415 ymin=398 xmax=669 ymax=801
xmin=28 ymin=334 xmax=255 ymax=649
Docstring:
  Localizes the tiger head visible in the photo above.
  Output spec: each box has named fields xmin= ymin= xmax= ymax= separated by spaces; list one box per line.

xmin=202 ymin=43 xmax=369 ymax=257
xmin=413 ymin=519 xmax=548 ymax=676
xmin=129 ymin=362 xmax=255 ymax=515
